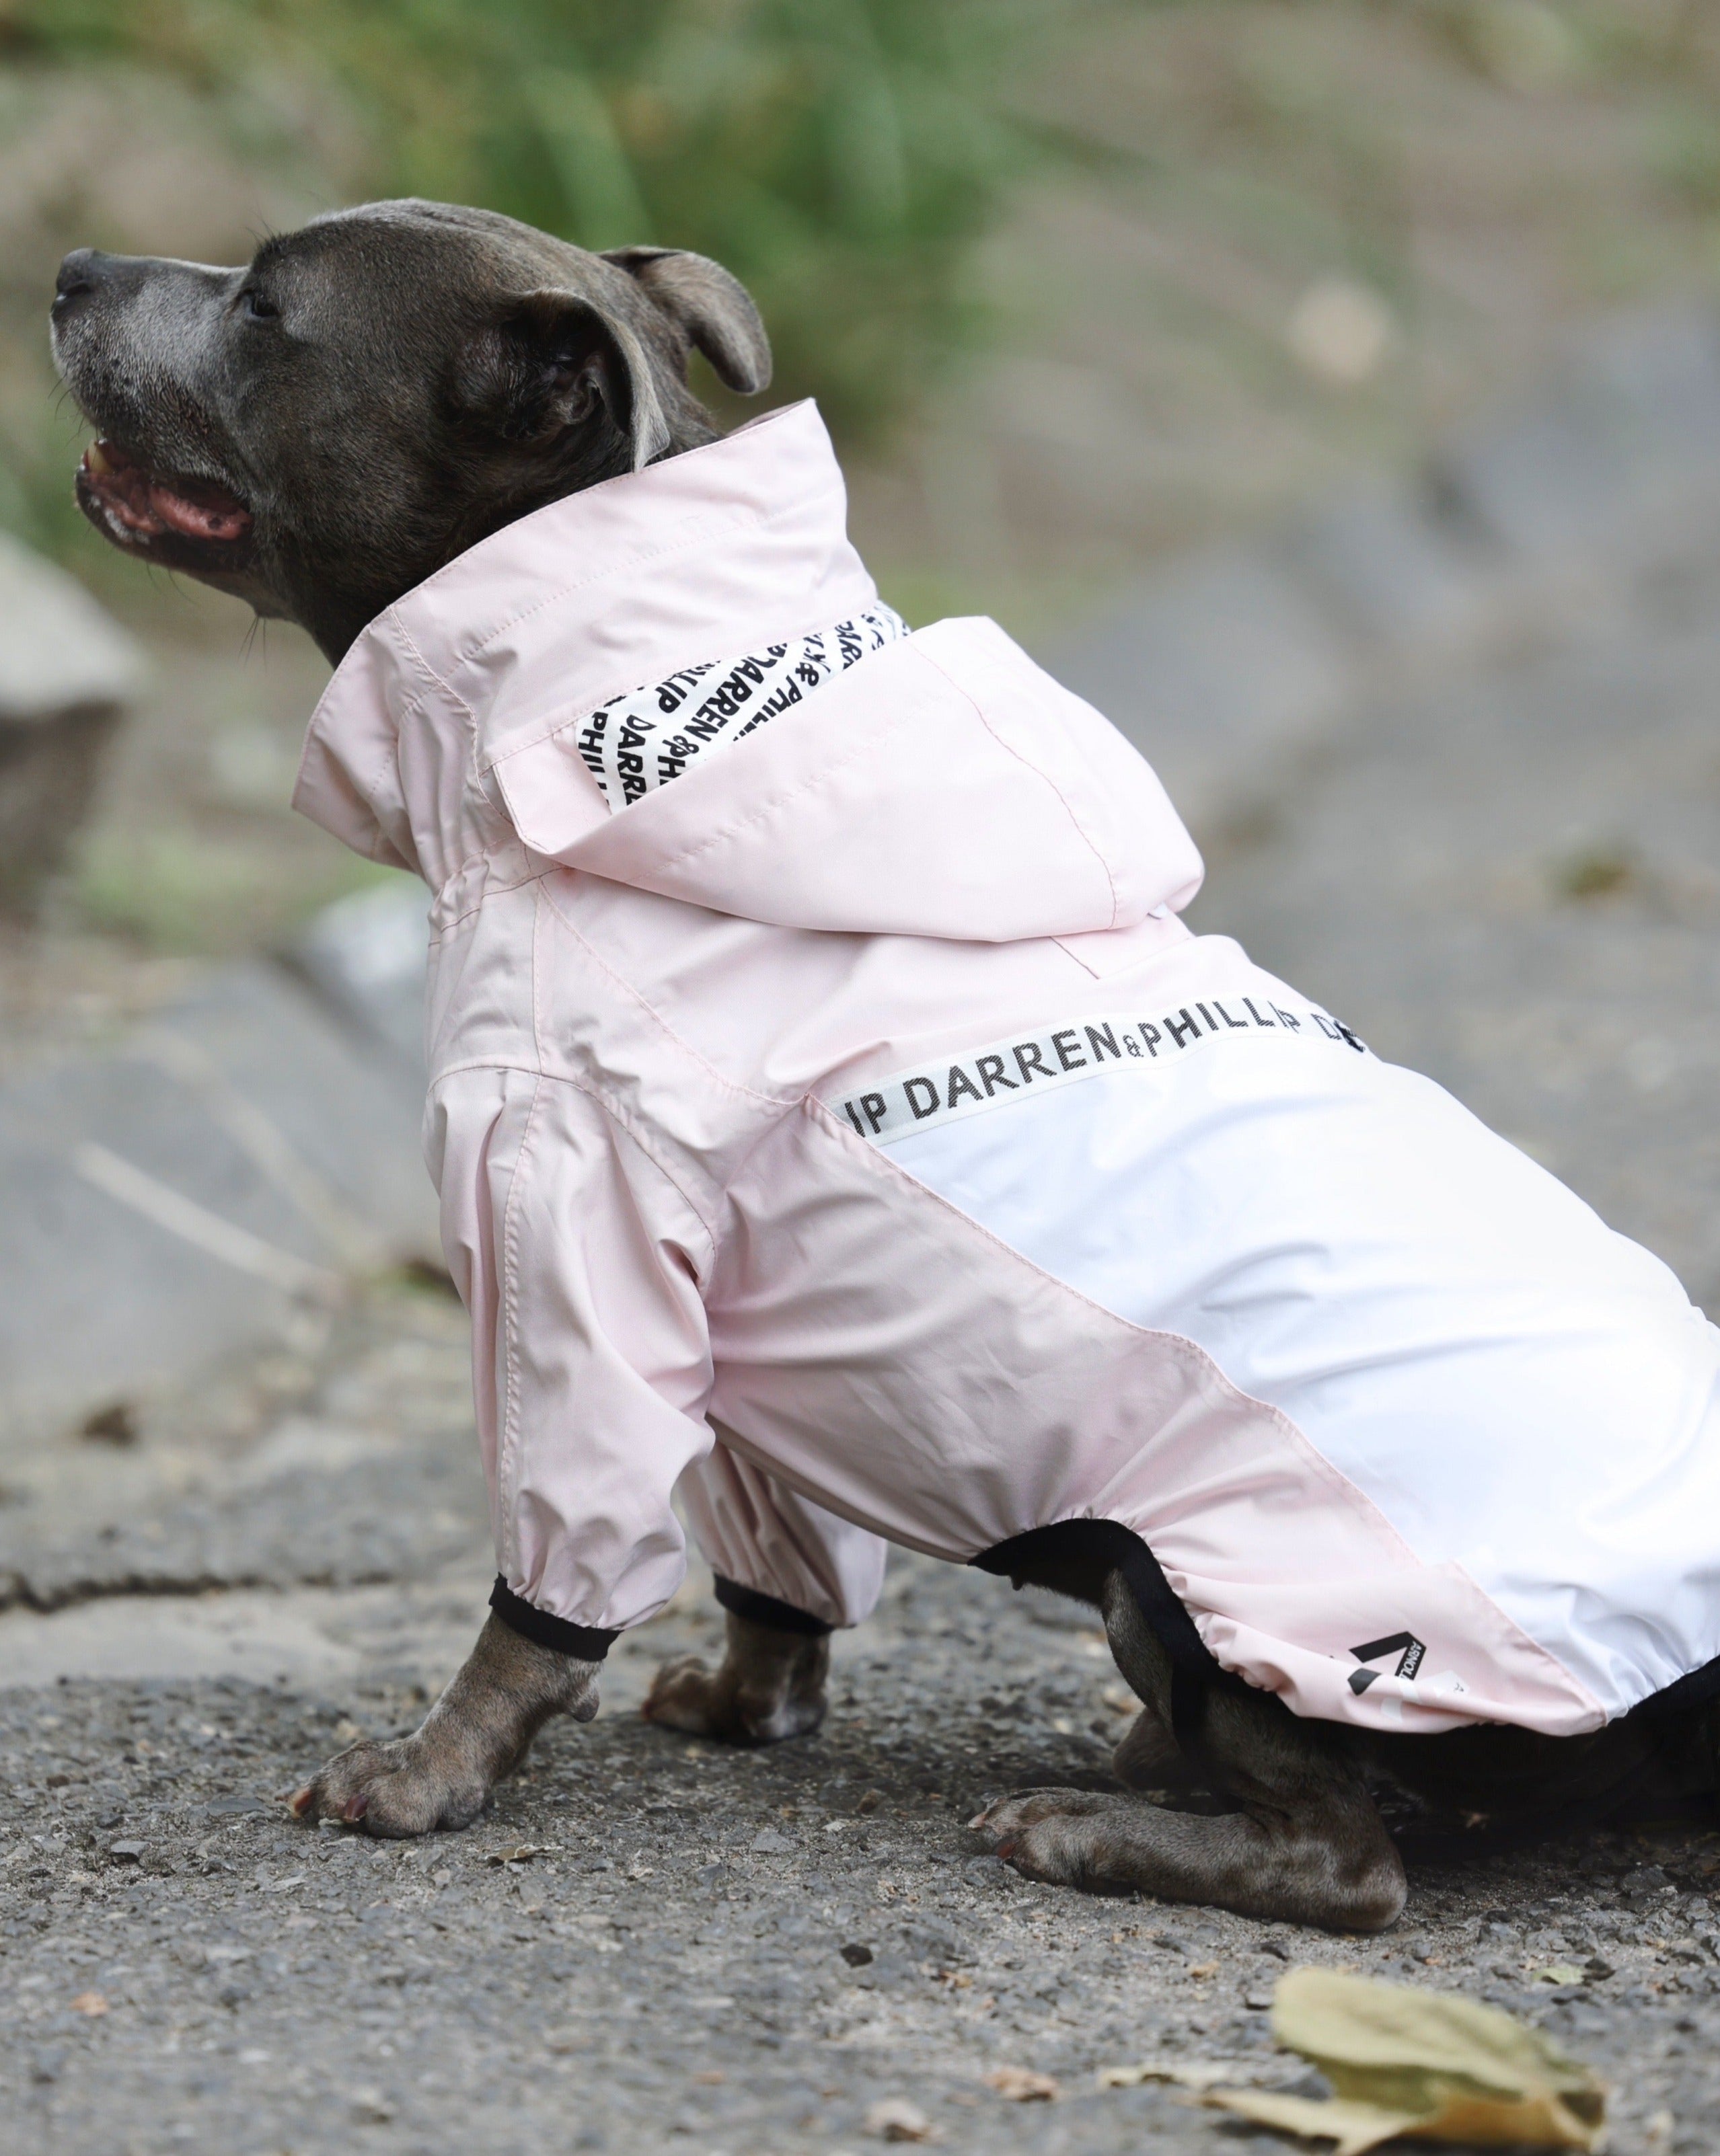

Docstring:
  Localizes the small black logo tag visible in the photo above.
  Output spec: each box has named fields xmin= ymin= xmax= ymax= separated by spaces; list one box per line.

xmin=1347 ymin=1630 xmax=1426 ymax=1695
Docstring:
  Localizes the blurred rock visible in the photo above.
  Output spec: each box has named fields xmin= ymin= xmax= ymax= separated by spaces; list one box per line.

xmin=1271 ymin=481 xmax=1500 ymax=662
xmin=1434 ymin=305 xmax=1720 ymax=568
xmin=293 ymin=876 xmax=431 ymax=1073
xmin=1043 ymin=302 xmax=1720 ymax=852
xmin=0 ymin=959 xmax=437 ymax=1442
xmin=0 ymin=531 xmax=145 ymax=917
xmin=1047 ymin=545 xmax=1350 ymax=839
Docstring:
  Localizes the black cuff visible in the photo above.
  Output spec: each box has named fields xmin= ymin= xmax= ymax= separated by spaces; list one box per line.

xmin=489 ymin=1577 xmax=618 ymax=1660
xmin=713 ymin=1576 xmax=833 ymax=1638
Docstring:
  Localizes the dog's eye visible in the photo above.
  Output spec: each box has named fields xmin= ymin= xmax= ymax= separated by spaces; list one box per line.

xmin=241 ymin=288 xmax=280 ymax=323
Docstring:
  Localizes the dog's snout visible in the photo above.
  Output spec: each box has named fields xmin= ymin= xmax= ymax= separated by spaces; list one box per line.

xmin=52 ymin=248 xmax=110 ymax=315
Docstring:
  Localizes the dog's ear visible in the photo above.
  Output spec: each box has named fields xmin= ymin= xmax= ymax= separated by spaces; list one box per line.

xmin=601 ymin=247 xmax=772 ymax=395
xmin=451 ymin=290 xmax=670 ymax=470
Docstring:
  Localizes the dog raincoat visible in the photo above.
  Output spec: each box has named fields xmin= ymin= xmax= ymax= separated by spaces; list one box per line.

xmin=294 ymin=401 xmax=1720 ymax=1739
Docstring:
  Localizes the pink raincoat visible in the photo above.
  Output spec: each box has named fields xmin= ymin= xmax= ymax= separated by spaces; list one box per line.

xmin=295 ymin=401 xmax=1720 ymax=1738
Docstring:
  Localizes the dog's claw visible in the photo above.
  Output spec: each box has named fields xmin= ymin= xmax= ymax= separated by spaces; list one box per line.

xmin=342 ymin=1793 xmax=369 ymax=1822
xmin=288 ymin=1785 xmax=315 ymax=1819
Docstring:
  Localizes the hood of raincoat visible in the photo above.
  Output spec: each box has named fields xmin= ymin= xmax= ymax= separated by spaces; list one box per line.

xmin=293 ymin=400 xmax=1204 ymax=941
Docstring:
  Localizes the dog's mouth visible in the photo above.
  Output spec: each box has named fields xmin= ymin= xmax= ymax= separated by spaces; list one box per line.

xmin=76 ymin=437 xmax=253 ymax=558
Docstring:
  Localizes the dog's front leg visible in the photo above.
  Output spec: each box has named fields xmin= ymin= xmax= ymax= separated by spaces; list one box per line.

xmin=644 ymin=1609 xmax=829 ymax=1746
xmin=289 ymin=1615 xmax=600 ymax=1837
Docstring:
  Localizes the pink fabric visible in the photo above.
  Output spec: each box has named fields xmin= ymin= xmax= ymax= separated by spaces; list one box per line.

xmin=295 ymin=401 xmax=1614 ymax=1736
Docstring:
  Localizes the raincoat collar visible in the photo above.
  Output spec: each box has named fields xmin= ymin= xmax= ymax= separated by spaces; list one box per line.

xmin=293 ymin=398 xmax=1206 ymax=943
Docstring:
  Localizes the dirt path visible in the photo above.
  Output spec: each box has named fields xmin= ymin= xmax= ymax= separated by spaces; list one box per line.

xmin=6 ymin=525 xmax=1720 ymax=2152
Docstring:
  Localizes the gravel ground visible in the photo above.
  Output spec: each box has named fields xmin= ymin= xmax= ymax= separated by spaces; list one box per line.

xmin=7 ymin=537 xmax=1720 ymax=2155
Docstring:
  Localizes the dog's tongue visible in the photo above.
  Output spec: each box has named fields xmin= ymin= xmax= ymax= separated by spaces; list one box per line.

xmin=84 ymin=439 xmax=251 ymax=542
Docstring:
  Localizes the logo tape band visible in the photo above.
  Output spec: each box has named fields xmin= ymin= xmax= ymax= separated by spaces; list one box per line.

xmin=837 ymin=995 xmax=1368 ymax=1145
xmin=576 ymin=604 xmax=908 ymax=810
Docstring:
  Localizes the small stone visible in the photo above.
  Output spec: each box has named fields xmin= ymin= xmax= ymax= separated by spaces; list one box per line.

xmin=842 ymin=1942 xmax=874 ymax=1967
xmin=865 ymin=2096 xmax=932 ymax=2141
xmin=350 ymin=2089 xmax=394 ymax=2125
xmin=985 ymin=2066 xmax=1059 ymax=2102
xmin=79 ymin=1401 xmax=137 ymax=1446
xmin=750 ymin=1828 xmax=792 ymax=1855
xmin=69 ymin=1991 xmax=108 ymax=2016
xmin=30 ymin=2048 xmax=63 ymax=2085
xmin=107 ymin=1841 xmax=144 ymax=1865
xmin=1244 ymin=1989 xmax=1275 ymax=2010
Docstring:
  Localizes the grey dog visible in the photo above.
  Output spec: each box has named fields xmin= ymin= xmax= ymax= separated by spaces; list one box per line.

xmin=50 ymin=199 xmax=1720 ymax=1929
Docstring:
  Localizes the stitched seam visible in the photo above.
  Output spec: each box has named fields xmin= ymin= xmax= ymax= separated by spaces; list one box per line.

xmin=915 ymin=639 xmax=1121 ymax=931
xmin=546 ymin=1068 xmax=720 ymax=1265
xmin=433 ymin=1057 xmax=720 ymax=1256
xmin=627 ymin=679 xmax=921 ymax=881
xmin=1433 ymin=1564 xmax=1608 ymax=1722
xmin=496 ymin=1072 xmax=547 ymax=1582
xmin=468 ymin=511 xmax=756 ymax=665
xmin=456 ymin=413 xmax=829 ymax=653
xmin=430 ymin=1056 xmax=550 ymax=1088
xmin=391 ymin=612 xmax=462 ymax=707
xmin=463 ymin=467 xmax=846 ymax=663
xmin=536 ymin=877 xmax=790 ymax=1110
xmin=434 ymin=865 xmax=549 ymax=941
xmin=392 ymin=611 xmax=493 ymax=810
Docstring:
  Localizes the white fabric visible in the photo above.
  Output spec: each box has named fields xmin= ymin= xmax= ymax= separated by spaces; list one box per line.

xmin=884 ymin=968 xmax=1720 ymax=1722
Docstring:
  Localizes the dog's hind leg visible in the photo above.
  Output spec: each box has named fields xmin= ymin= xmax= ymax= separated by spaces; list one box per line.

xmin=971 ymin=1572 xmax=1405 ymax=1930
xmin=1111 ymin=1690 xmax=1203 ymax=1795
xmin=644 ymin=1605 xmax=829 ymax=1746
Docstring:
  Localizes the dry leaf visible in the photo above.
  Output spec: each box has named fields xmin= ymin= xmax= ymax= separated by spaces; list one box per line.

xmin=70 ymin=1991 xmax=109 ymax=2017
xmin=985 ymin=2066 xmax=1059 ymax=2102
xmin=1203 ymin=2089 xmax=1429 ymax=2156
xmin=1099 ymin=2060 xmax=1238 ymax=2091
xmin=484 ymin=1844 xmax=545 ymax=1865
xmin=1531 ymin=1966 xmax=1586 ymax=1988
xmin=1200 ymin=1968 xmax=1606 ymax=2154
xmin=1188 ymin=1960 xmax=1220 ymax=1979
xmin=866 ymin=2095 xmax=934 ymax=2141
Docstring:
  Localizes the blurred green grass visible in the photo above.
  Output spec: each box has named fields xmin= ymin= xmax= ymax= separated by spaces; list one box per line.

xmin=5 ymin=0 xmax=1070 ymax=464
xmin=9 ymin=0 xmax=1720 ymax=958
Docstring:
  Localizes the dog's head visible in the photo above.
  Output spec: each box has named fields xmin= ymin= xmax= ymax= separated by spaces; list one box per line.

xmin=50 ymin=200 xmax=771 ymax=660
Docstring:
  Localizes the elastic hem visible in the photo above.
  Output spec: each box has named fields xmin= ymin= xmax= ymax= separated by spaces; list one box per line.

xmin=489 ymin=1577 xmax=618 ymax=1661
xmin=713 ymin=1576 xmax=833 ymax=1638
xmin=1626 ymin=1651 xmax=1720 ymax=1723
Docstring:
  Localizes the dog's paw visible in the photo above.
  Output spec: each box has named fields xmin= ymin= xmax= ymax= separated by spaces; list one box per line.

xmin=642 ymin=1652 xmax=825 ymax=1746
xmin=288 ymin=1734 xmax=488 ymax=1838
xmin=969 ymin=1787 xmax=1137 ymax=1888
xmin=642 ymin=1652 xmax=726 ymax=1735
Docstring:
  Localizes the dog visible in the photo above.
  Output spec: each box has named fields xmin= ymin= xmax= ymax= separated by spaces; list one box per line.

xmin=52 ymin=200 xmax=1720 ymax=1931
